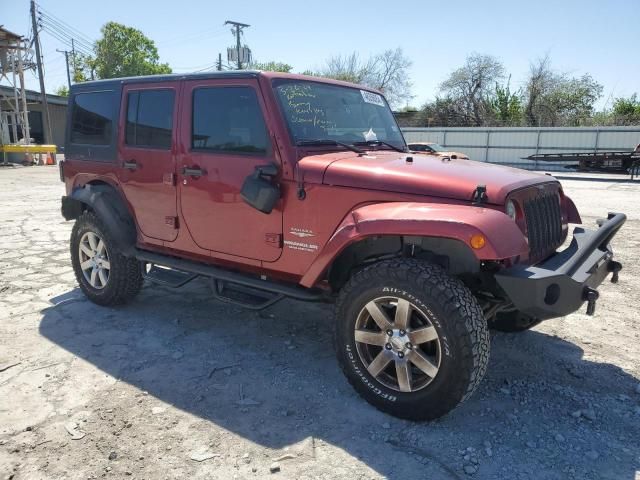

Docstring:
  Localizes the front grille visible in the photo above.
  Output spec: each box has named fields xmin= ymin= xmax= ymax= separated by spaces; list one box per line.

xmin=523 ymin=193 xmax=563 ymax=258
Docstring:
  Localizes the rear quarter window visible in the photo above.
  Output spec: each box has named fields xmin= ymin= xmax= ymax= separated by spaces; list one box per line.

xmin=66 ymin=88 xmax=119 ymax=162
xmin=70 ymin=91 xmax=116 ymax=145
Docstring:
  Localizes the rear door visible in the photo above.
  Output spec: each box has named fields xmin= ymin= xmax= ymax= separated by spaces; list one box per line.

xmin=178 ymin=78 xmax=282 ymax=261
xmin=118 ymin=82 xmax=179 ymax=242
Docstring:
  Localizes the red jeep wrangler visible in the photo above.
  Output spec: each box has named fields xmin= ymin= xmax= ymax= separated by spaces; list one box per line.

xmin=60 ymin=71 xmax=625 ymax=420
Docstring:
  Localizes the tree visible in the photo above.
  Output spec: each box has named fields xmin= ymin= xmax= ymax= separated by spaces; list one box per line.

xmin=319 ymin=48 xmax=413 ymax=108
xmin=545 ymin=74 xmax=602 ymax=126
xmin=489 ymin=77 xmax=523 ymax=126
xmin=250 ymin=61 xmax=293 ymax=73
xmin=54 ymin=85 xmax=68 ymax=97
xmin=439 ymin=53 xmax=504 ymax=126
xmin=524 ymin=55 xmax=555 ymax=126
xmin=322 ymin=52 xmax=374 ymax=83
xmin=612 ymin=94 xmax=640 ymax=116
xmin=71 ymin=52 xmax=93 ymax=82
xmin=87 ymin=22 xmax=171 ymax=79
xmin=524 ymin=56 xmax=603 ymax=126
xmin=611 ymin=94 xmax=640 ymax=125
xmin=418 ymin=96 xmax=470 ymax=127
xmin=371 ymin=48 xmax=413 ymax=107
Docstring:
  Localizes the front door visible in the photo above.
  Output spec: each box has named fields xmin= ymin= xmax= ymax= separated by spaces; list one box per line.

xmin=118 ymin=82 xmax=179 ymax=242
xmin=179 ymin=79 xmax=282 ymax=262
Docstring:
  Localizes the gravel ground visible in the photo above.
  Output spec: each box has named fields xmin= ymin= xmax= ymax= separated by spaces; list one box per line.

xmin=1 ymin=166 xmax=639 ymax=480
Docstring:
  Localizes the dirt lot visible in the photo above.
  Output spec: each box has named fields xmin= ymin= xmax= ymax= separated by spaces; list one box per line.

xmin=0 ymin=166 xmax=639 ymax=480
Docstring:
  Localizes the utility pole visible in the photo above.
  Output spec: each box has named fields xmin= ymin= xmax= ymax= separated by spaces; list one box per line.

xmin=71 ymin=38 xmax=77 ymax=78
xmin=224 ymin=20 xmax=249 ymax=69
xmin=16 ymin=43 xmax=31 ymax=145
xmin=57 ymin=49 xmax=71 ymax=88
xmin=217 ymin=53 xmax=222 ymax=71
xmin=30 ymin=0 xmax=52 ymax=144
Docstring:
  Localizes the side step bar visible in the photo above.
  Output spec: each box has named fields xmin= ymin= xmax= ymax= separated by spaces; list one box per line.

xmin=134 ymin=249 xmax=327 ymax=303
xmin=143 ymin=264 xmax=198 ymax=288
xmin=211 ymin=279 xmax=284 ymax=310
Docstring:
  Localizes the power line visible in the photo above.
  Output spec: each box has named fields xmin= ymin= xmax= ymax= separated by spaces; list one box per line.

xmin=35 ymin=3 xmax=95 ymax=60
xmin=38 ymin=12 xmax=94 ymax=50
xmin=36 ymin=3 xmax=95 ymax=45
xmin=172 ymin=61 xmax=224 ymax=72
xmin=156 ymin=27 xmax=228 ymax=48
xmin=40 ymin=25 xmax=92 ymax=57
xmin=191 ymin=63 xmax=222 ymax=73
xmin=38 ymin=19 xmax=94 ymax=54
xmin=36 ymin=16 xmax=93 ymax=51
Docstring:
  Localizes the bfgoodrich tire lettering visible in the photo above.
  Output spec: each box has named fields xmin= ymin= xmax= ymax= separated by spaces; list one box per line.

xmin=335 ymin=258 xmax=490 ymax=421
xmin=71 ymin=211 xmax=143 ymax=306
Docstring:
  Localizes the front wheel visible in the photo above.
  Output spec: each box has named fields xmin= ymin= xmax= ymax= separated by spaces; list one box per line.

xmin=335 ymin=259 xmax=490 ymax=421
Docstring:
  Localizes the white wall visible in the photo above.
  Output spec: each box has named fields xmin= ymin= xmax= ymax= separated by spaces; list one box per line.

xmin=401 ymin=127 xmax=640 ymax=170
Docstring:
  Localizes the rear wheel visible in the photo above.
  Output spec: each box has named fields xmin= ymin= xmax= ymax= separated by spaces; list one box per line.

xmin=335 ymin=259 xmax=490 ymax=421
xmin=71 ymin=211 xmax=143 ymax=306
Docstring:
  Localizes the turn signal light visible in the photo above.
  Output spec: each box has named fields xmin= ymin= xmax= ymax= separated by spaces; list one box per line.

xmin=470 ymin=234 xmax=486 ymax=249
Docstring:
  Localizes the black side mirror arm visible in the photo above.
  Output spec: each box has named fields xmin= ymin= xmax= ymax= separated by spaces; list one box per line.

xmin=253 ymin=163 xmax=278 ymax=179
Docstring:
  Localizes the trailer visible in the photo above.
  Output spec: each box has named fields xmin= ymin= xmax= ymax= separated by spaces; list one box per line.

xmin=524 ymin=150 xmax=640 ymax=180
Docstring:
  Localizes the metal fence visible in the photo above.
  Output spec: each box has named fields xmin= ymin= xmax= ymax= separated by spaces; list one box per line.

xmin=401 ymin=126 xmax=640 ymax=171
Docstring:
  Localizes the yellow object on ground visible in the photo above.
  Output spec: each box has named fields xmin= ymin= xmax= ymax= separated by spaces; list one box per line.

xmin=1 ymin=144 xmax=58 ymax=166
xmin=0 ymin=144 xmax=57 ymax=154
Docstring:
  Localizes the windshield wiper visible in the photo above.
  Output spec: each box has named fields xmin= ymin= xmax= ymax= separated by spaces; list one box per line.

xmin=296 ymin=139 xmax=364 ymax=154
xmin=353 ymin=140 xmax=407 ymax=153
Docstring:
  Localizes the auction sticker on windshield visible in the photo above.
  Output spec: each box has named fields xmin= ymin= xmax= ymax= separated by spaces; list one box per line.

xmin=360 ymin=90 xmax=385 ymax=107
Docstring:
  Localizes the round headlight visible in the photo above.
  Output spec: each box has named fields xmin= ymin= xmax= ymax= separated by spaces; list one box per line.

xmin=506 ymin=200 xmax=517 ymax=220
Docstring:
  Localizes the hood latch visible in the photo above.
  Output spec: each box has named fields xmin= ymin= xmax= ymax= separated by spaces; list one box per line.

xmin=472 ymin=184 xmax=488 ymax=206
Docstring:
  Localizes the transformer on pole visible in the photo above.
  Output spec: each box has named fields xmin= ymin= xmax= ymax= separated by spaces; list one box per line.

xmin=224 ymin=20 xmax=251 ymax=70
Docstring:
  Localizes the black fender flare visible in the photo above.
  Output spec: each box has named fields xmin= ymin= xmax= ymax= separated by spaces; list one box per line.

xmin=62 ymin=184 xmax=137 ymax=256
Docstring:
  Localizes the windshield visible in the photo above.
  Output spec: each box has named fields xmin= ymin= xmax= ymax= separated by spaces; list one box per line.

xmin=273 ymin=79 xmax=406 ymax=150
xmin=428 ymin=143 xmax=446 ymax=152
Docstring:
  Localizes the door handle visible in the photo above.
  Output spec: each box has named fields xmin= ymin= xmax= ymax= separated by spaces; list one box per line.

xmin=182 ymin=166 xmax=204 ymax=177
xmin=123 ymin=160 xmax=138 ymax=170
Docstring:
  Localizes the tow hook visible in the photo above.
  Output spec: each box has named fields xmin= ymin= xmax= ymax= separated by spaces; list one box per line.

xmin=607 ymin=260 xmax=622 ymax=283
xmin=583 ymin=287 xmax=599 ymax=316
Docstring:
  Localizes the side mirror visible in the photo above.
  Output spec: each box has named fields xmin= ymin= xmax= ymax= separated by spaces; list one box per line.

xmin=241 ymin=164 xmax=280 ymax=214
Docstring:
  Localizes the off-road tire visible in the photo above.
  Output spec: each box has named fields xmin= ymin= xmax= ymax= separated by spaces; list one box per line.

xmin=335 ymin=258 xmax=490 ymax=421
xmin=71 ymin=210 xmax=143 ymax=306
xmin=488 ymin=310 xmax=543 ymax=333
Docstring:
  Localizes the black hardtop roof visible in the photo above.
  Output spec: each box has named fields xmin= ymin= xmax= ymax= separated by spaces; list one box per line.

xmin=70 ymin=70 xmax=261 ymax=92
xmin=68 ymin=70 xmax=384 ymax=95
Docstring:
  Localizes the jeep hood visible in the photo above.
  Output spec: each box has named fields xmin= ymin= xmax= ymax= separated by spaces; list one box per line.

xmin=298 ymin=151 xmax=553 ymax=204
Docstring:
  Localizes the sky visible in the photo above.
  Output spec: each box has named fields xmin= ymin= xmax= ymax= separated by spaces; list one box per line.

xmin=2 ymin=0 xmax=639 ymax=109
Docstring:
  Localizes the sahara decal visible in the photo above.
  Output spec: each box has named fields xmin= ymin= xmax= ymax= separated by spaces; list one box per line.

xmin=289 ymin=227 xmax=315 ymax=238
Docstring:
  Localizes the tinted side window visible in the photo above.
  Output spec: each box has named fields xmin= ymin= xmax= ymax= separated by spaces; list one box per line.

xmin=192 ymin=87 xmax=268 ymax=154
xmin=125 ymin=91 xmax=139 ymax=145
xmin=125 ymin=89 xmax=174 ymax=149
xmin=71 ymin=91 xmax=114 ymax=145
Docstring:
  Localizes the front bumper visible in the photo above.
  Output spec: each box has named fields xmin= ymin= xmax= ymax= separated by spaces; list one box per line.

xmin=495 ymin=213 xmax=626 ymax=320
